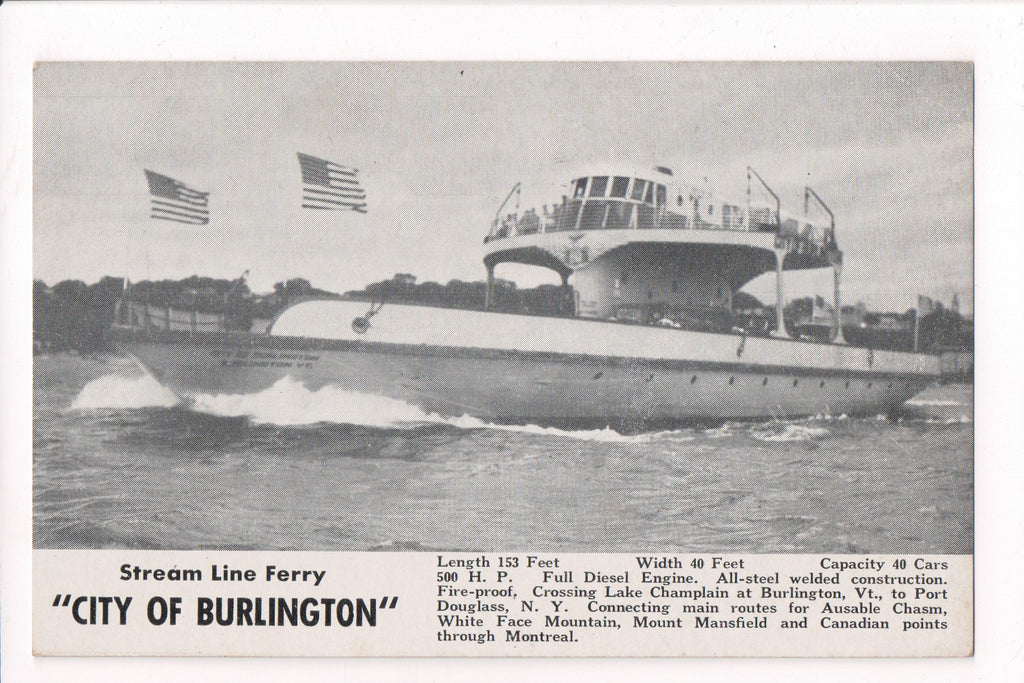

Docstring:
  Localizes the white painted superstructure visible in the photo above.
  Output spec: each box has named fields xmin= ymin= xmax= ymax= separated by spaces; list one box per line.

xmin=484 ymin=162 xmax=841 ymax=338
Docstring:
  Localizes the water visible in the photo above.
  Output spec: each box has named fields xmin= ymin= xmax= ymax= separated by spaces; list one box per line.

xmin=34 ymin=354 xmax=973 ymax=553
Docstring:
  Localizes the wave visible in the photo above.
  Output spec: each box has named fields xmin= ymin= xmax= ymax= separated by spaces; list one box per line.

xmin=750 ymin=424 xmax=831 ymax=442
xmin=905 ymin=399 xmax=966 ymax=407
xmin=70 ymin=373 xmax=180 ymax=410
xmin=189 ymin=377 xmax=434 ymax=428
xmin=702 ymin=424 xmax=734 ymax=439
xmin=188 ymin=377 xmax=648 ymax=442
xmin=71 ymin=374 xmax=867 ymax=444
xmin=930 ymin=415 xmax=973 ymax=425
xmin=447 ymin=414 xmax=653 ymax=443
xmin=812 ymin=413 xmax=848 ymax=421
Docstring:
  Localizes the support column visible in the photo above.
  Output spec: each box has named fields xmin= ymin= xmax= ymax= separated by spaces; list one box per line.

xmin=484 ymin=264 xmax=495 ymax=310
xmin=832 ymin=262 xmax=846 ymax=344
xmin=773 ymin=248 xmax=788 ymax=338
xmin=560 ymin=272 xmax=572 ymax=317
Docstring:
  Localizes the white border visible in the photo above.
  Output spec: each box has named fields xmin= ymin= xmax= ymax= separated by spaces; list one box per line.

xmin=4 ymin=3 xmax=1022 ymax=681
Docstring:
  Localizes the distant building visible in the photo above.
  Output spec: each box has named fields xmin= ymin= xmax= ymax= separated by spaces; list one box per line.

xmin=841 ymin=302 xmax=867 ymax=328
xmin=872 ymin=313 xmax=910 ymax=332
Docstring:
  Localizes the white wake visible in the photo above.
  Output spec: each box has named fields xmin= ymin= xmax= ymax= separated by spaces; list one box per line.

xmin=70 ymin=373 xmax=180 ymax=410
xmin=188 ymin=377 xmax=648 ymax=442
xmin=750 ymin=424 xmax=831 ymax=442
xmin=69 ymin=373 xmax=684 ymax=442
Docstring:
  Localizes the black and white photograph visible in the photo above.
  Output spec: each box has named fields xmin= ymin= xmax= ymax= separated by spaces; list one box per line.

xmin=8 ymin=1 xmax=1024 ymax=672
xmin=33 ymin=61 xmax=973 ymax=555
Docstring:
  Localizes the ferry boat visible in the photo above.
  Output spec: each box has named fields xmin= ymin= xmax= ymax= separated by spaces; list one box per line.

xmin=110 ymin=163 xmax=939 ymax=428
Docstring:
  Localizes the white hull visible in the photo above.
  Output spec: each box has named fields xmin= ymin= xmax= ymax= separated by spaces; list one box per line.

xmin=112 ymin=300 xmax=938 ymax=427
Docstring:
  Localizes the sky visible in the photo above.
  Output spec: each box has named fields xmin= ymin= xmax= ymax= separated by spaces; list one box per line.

xmin=33 ymin=61 xmax=973 ymax=313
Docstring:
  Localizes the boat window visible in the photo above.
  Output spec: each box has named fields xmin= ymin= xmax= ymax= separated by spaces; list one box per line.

xmin=610 ymin=176 xmax=630 ymax=198
xmin=572 ymin=178 xmax=588 ymax=199
xmin=656 ymin=184 xmax=667 ymax=207
xmin=630 ymin=179 xmax=646 ymax=201
xmin=643 ymin=182 xmax=653 ymax=204
xmin=589 ymin=176 xmax=608 ymax=197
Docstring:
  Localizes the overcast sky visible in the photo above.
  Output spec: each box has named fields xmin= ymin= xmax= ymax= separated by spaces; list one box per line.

xmin=33 ymin=61 xmax=972 ymax=313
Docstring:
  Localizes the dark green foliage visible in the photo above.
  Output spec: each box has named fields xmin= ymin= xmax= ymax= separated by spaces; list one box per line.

xmin=345 ymin=273 xmax=573 ymax=317
xmin=731 ymin=291 xmax=764 ymax=312
xmin=34 ymin=277 xmax=125 ymax=353
xmin=32 ymin=274 xmax=339 ymax=353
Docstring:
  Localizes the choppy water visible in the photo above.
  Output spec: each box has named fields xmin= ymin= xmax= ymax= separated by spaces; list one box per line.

xmin=34 ymin=354 xmax=973 ymax=553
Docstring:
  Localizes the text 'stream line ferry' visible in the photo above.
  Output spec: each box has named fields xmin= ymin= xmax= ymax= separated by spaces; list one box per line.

xmin=111 ymin=162 xmax=939 ymax=429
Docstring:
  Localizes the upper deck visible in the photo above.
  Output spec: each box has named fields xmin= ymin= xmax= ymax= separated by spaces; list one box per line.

xmin=483 ymin=163 xmax=841 ymax=276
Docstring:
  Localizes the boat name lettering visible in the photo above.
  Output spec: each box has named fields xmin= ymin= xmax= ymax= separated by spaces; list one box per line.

xmin=209 ymin=348 xmax=320 ymax=369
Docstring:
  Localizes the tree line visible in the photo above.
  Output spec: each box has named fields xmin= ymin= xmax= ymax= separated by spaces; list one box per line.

xmin=346 ymin=273 xmax=574 ymax=317
xmin=33 ymin=273 xmax=972 ymax=355
xmin=32 ymin=275 xmax=336 ymax=353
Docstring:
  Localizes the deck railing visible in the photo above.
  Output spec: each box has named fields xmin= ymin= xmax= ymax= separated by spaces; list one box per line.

xmin=486 ymin=196 xmax=830 ymax=248
xmin=118 ymin=301 xmax=264 ymax=333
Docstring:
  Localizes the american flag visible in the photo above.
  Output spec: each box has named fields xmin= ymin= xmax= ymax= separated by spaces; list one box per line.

xmin=297 ymin=152 xmax=366 ymax=213
xmin=144 ymin=170 xmax=210 ymax=225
